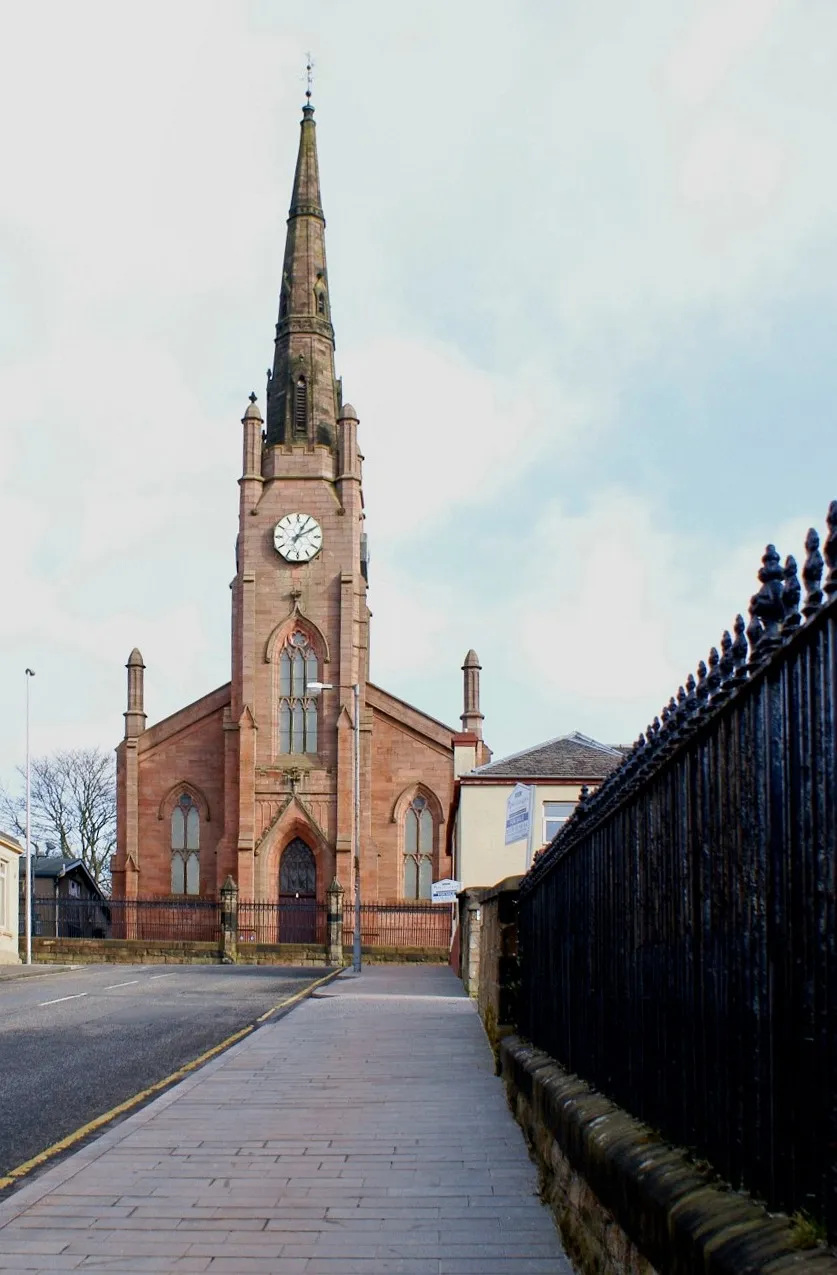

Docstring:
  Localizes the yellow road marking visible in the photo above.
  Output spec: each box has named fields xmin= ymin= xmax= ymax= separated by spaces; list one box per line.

xmin=0 ymin=965 xmax=343 ymax=1193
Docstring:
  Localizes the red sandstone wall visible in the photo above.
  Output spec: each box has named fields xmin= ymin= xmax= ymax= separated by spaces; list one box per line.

xmin=134 ymin=707 xmax=226 ymax=897
xmin=369 ymin=709 xmax=454 ymax=900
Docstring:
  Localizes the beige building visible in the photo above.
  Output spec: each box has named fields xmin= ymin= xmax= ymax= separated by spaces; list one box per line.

xmin=450 ymin=733 xmax=624 ymax=889
xmin=0 ymin=831 xmax=22 ymax=964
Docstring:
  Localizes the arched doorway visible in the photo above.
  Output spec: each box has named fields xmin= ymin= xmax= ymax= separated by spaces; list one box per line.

xmin=279 ymin=837 xmax=317 ymax=943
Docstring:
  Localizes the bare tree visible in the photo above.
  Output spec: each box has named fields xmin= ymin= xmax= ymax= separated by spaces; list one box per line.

xmin=0 ymin=748 xmax=116 ymax=891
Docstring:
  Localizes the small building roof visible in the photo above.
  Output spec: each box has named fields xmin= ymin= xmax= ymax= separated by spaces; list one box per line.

xmin=23 ymin=856 xmax=104 ymax=896
xmin=467 ymin=731 xmax=625 ymax=781
xmin=0 ymin=829 xmax=23 ymax=854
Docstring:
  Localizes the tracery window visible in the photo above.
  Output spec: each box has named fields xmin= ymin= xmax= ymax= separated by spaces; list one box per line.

xmin=277 ymin=632 xmax=320 ymax=755
xmin=403 ymin=795 xmax=433 ymax=900
xmin=171 ymin=793 xmax=200 ymax=895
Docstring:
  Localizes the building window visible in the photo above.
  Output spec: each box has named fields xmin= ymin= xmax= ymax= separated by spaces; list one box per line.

xmin=316 ymin=291 xmax=326 ymax=315
xmin=277 ymin=632 xmax=319 ymax=754
xmin=403 ymin=795 xmax=433 ymax=900
xmin=171 ymin=793 xmax=200 ymax=895
xmin=294 ymin=376 xmax=307 ymax=437
xmin=68 ymin=879 xmax=81 ymax=899
xmin=543 ymin=801 xmax=575 ymax=844
xmin=0 ymin=859 xmax=7 ymax=931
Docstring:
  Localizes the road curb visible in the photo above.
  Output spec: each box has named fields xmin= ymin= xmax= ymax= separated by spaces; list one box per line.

xmin=0 ymin=964 xmax=345 ymax=1195
xmin=0 ymin=965 xmax=81 ymax=982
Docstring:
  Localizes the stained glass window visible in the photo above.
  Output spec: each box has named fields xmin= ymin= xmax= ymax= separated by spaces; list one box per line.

xmin=171 ymin=793 xmax=200 ymax=896
xmin=277 ymin=632 xmax=320 ymax=755
xmin=403 ymin=795 xmax=434 ymax=900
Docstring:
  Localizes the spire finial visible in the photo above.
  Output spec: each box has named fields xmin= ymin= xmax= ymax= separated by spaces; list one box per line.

xmin=305 ymin=53 xmax=314 ymax=110
xmin=249 ymin=391 xmax=257 ymax=404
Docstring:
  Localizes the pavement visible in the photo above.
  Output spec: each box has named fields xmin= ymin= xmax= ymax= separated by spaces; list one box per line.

xmin=0 ymin=966 xmax=78 ymax=981
xmin=0 ymin=965 xmax=572 ymax=1274
xmin=0 ymin=965 xmax=330 ymax=1177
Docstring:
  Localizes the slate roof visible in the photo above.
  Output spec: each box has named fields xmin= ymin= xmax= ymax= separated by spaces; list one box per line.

xmin=24 ymin=856 xmax=103 ymax=895
xmin=468 ymin=731 xmax=625 ymax=780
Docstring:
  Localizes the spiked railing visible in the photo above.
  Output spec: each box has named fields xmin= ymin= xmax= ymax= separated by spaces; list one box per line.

xmin=519 ymin=501 xmax=837 ymax=1239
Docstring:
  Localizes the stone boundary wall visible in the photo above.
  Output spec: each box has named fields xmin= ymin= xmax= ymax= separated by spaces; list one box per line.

xmin=457 ymin=887 xmax=487 ymax=996
xmin=27 ymin=938 xmax=220 ymax=964
xmin=477 ymin=876 xmax=522 ymax=1044
xmin=236 ymin=943 xmax=329 ymax=967
xmin=500 ymin=1036 xmax=836 ymax=1275
xmin=23 ymin=937 xmax=450 ymax=967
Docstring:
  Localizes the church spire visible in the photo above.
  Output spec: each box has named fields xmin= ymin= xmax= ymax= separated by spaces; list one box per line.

xmin=265 ymin=101 xmax=338 ymax=449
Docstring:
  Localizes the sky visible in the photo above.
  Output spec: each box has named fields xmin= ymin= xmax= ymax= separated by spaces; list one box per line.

xmin=1 ymin=0 xmax=836 ymax=788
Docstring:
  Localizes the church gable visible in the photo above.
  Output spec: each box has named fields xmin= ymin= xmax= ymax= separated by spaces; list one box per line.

xmin=366 ymin=683 xmax=455 ymax=754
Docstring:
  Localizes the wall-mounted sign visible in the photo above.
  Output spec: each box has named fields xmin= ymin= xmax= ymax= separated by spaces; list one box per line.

xmin=431 ymin=878 xmax=461 ymax=903
xmin=505 ymin=783 xmax=533 ymax=846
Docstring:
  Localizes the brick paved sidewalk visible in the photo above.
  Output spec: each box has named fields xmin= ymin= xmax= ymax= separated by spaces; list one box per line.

xmin=0 ymin=965 xmax=572 ymax=1274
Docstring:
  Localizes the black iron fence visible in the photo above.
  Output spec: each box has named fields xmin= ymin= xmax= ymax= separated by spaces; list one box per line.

xmin=519 ymin=503 xmax=837 ymax=1237
xmin=343 ymin=901 xmax=454 ymax=949
xmin=24 ymin=896 xmax=220 ymax=941
xmin=237 ymin=900 xmax=327 ymax=946
xmin=22 ymin=896 xmax=453 ymax=951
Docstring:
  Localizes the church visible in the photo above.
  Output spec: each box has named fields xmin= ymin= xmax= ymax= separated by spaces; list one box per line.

xmin=112 ymin=102 xmax=490 ymax=914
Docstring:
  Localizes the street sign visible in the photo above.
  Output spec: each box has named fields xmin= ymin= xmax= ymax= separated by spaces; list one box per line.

xmin=505 ymin=783 xmax=533 ymax=845
xmin=431 ymin=878 xmax=461 ymax=903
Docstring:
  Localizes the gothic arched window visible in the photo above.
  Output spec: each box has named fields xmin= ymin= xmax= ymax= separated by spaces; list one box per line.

xmin=317 ymin=291 xmax=326 ymax=315
xmin=171 ymin=793 xmax=200 ymax=895
xmin=277 ymin=632 xmax=320 ymax=755
xmin=403 ymin=795 xmax=433 ymax=900
xmin=294 ymin=376 xmax=307 ymax=437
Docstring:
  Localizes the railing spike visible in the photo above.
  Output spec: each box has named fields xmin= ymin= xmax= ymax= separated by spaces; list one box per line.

xmin=747 ymin=594 xmax=765 ymax=667
xmin=824 ymin=499 xmax=837 ymax=597
xmin=706 ymin=646 xmax=722 ymax=699
xmin=782 ymin=554 xmax=802 ymax=635
xmin=674 ymin=685 xmax=688 ymax=730
xmin=802 ymin=527 xmax=824 ymax=619
xmin=732 ymin=614 xmax=749 ymax=682
xmin=754 ymin=543 xmax=785 ymax=652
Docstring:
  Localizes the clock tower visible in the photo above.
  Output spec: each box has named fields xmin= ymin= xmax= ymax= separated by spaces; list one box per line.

xmin=225 ymin=101 xmax=370 ymax=900
xmin=114 ymin=101 xmax=488 ymax=915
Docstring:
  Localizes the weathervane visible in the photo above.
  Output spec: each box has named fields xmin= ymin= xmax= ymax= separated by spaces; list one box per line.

xmin=305 ymin=53 xmax=314 ymax=107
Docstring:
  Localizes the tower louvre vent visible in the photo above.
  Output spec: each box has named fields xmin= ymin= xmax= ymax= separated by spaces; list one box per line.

xmin=294 ymin=377 xmax=307 ymax=437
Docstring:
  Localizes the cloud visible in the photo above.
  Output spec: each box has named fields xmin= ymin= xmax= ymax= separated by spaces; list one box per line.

xmin=344 ymin=335 xmax=605 ymax=542
xmin=2 ymin=0 xmax=837 ymax=786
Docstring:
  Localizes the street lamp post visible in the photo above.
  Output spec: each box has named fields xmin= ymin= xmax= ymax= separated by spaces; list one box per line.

xmin=24 ymin=668 xmax=35 ymax=966
xmin=308 ymin=679 xmax=362 ymax=973
xmin=352 ymin=681 xmax=361 ymax=975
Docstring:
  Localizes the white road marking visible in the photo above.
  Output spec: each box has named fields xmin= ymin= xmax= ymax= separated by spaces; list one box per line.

xmin=39 ymin=993 xmax=88 ymax=1006
xmin=149 ymin=973 xmax=174 ymax=980
xmin=104 ymin=980 xmax=139 ymax=989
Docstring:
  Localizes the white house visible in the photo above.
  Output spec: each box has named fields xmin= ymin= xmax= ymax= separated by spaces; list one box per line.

xmin=0 ymin=830 xmax=23 ymax=964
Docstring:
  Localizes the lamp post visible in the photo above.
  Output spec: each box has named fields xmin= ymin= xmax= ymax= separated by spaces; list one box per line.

xmin=308 ymin=679 xmax=362 ymax=974
xmin=24 ymin=668 xmax=35 ymax=966
xmin=352 ymin=682 xmax=361 ymax=975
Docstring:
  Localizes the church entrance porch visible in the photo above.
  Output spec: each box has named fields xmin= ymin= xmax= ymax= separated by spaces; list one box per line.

xmin=279 ymin=838 xmax=318 ymax=943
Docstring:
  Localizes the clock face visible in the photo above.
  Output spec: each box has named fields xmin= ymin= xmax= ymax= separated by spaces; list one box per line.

xmin=273 ymin=513 xmax=323 ymax=563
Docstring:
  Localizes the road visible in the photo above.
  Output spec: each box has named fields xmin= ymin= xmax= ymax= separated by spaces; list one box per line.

xmin=0 ymin=963 xmax=326 ymax=1176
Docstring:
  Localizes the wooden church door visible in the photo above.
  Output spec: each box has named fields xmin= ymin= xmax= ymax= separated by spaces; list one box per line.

xmin=279 ymin=838 xmax=317 ymax=943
